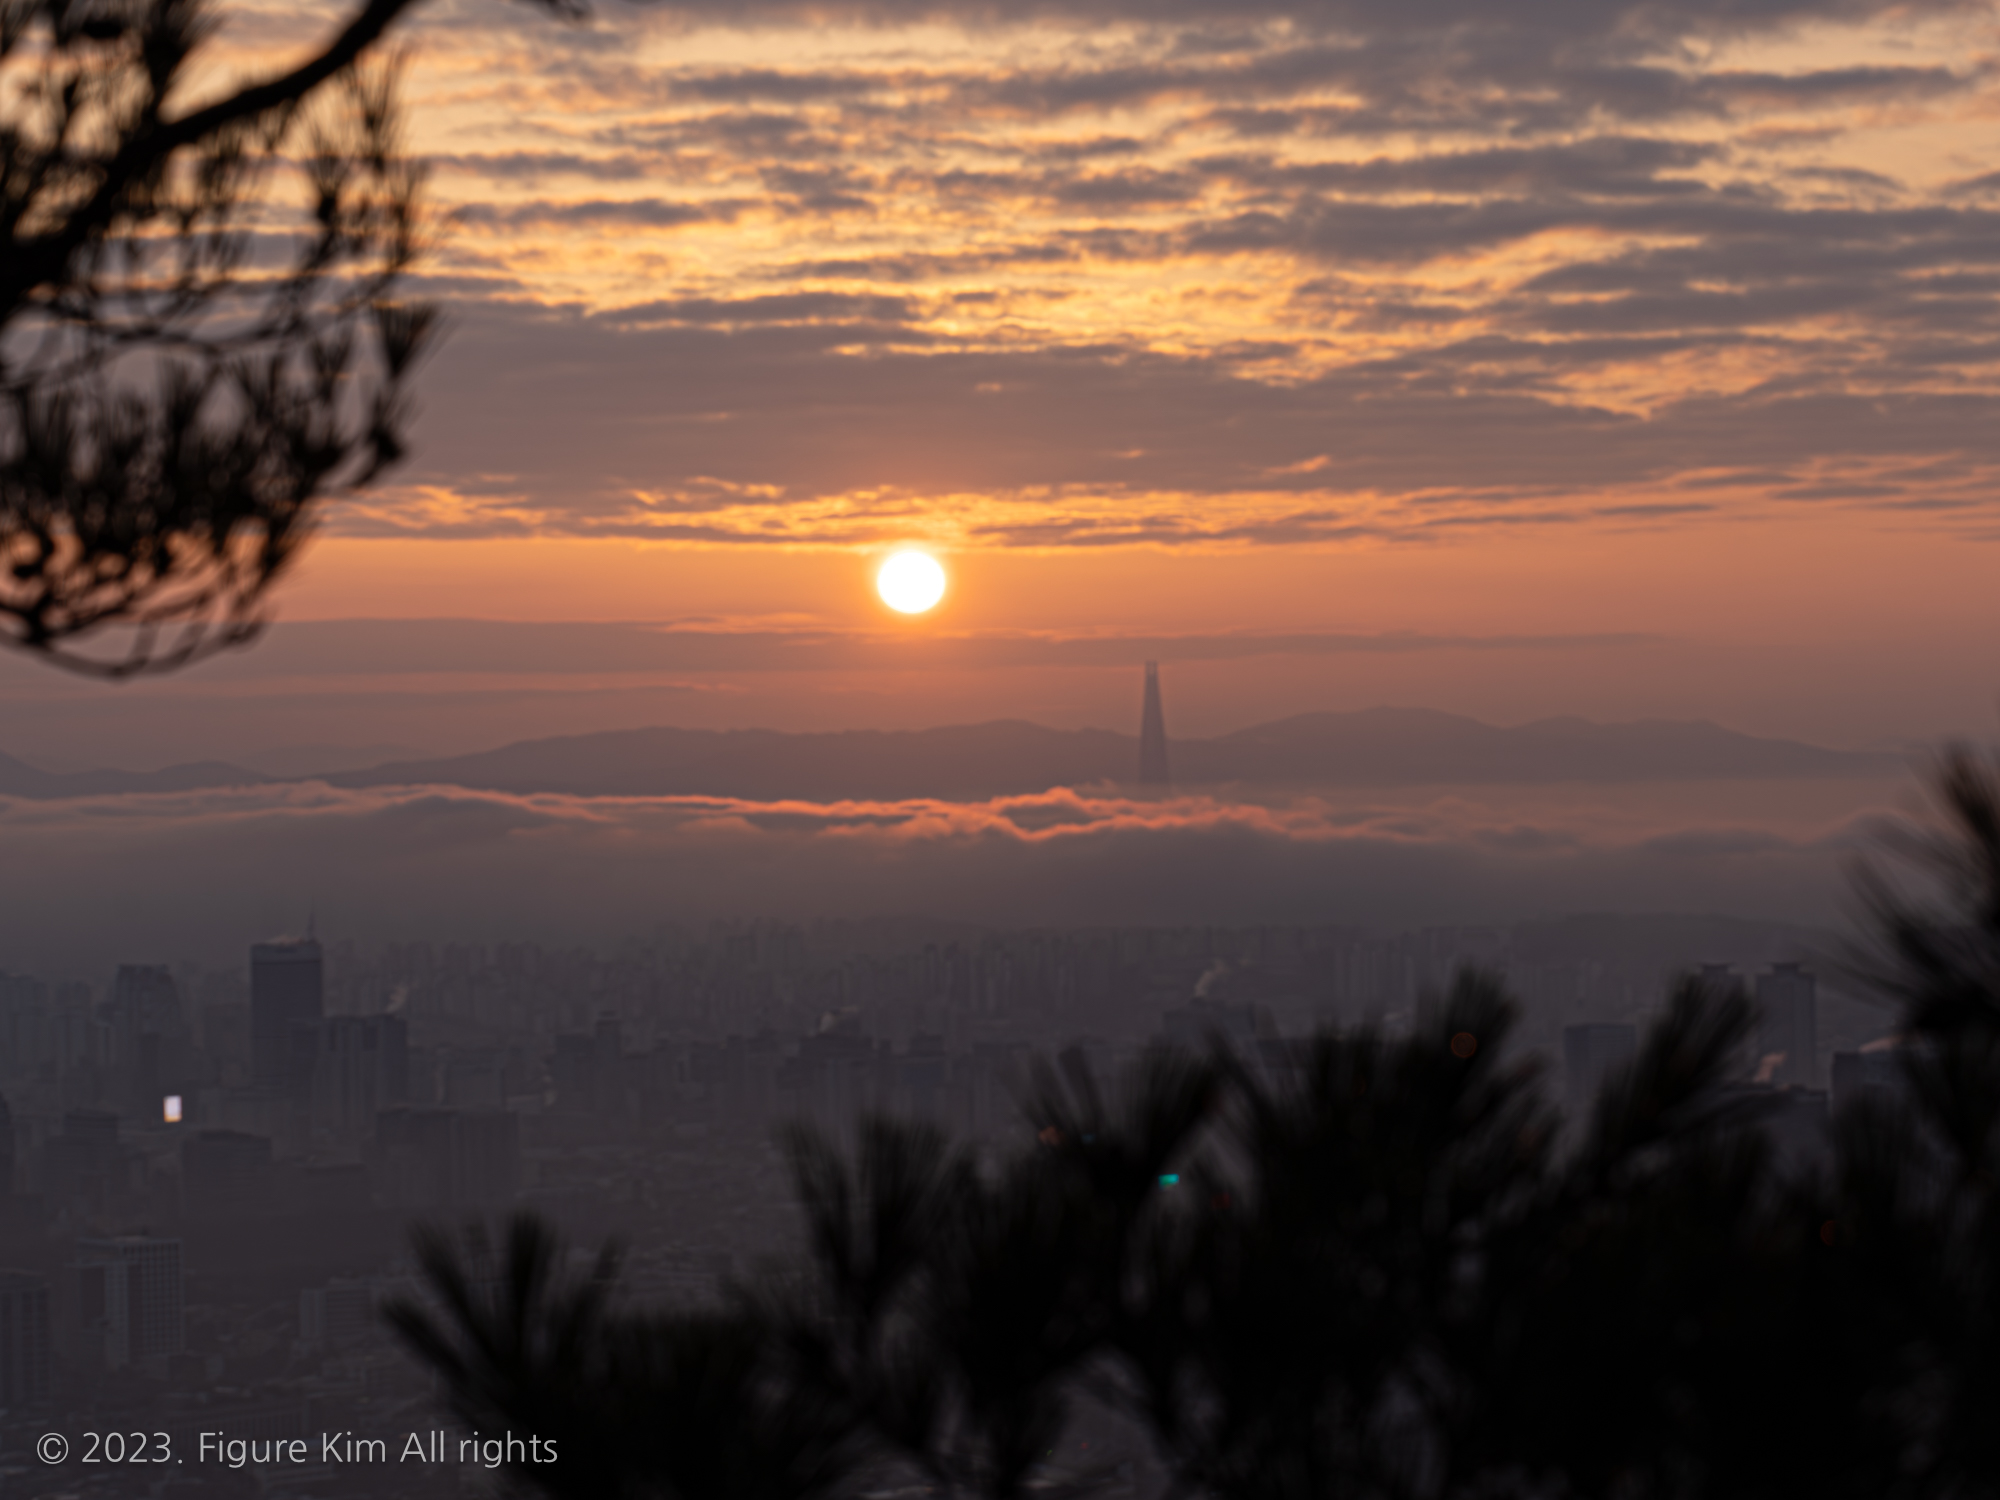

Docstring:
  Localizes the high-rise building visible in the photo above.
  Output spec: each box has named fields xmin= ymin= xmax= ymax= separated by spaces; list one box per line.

xmin=1139 ymin=660 xmax=1170 ymax=787
xmin=0 ymin=1270 xmax=51 ymax=1405
xmin=441 ymin=1048 xmax=506 ymax=1109
xmin=68 ymin=1236 xmax=183 ymax=1371
xmin=1563 ymin=1023 xmax=1638 ymax=1112
xmin=104 ymin=965 xmax=185 ymax=1118
xmin=251 ymin=937 xmax=323 ymax=1091
xmin=373 ymin=1107 xmax=457 ymax=1209
xmin=316 ymin=1014 xmax=409 ymax=1137
xmin=299 ymin=1277 xmax=395 ymax=1351
xmin=1756 ymin=962 xmax=1817 ymax=1087
xmin=106 ymin=964 xmax=181 ymax=1036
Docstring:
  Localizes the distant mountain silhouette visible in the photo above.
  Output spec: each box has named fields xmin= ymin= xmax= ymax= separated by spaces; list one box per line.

xmin=322 ymin=722 xmax=1134 ymax=801
xmin=314 ymin=708 xmax=1902 ymax=799
xmin=1177 ymin=708 xmax=1898 ymax=785
xmin=0 ymin=711 xmax=1905 ymax=803
xmin=0 ymin=751 xmax=268 ymax=799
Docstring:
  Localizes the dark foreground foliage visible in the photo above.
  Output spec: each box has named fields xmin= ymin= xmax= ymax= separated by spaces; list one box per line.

xmin=0 ymin=0 xmax=579 ymax=674
xmin=387 ymin=747 xmax=2000 ymax=1500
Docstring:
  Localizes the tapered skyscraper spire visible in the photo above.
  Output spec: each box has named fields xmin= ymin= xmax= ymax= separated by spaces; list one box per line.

xmin=1139 ymin=661 xmax=1170 ymax=787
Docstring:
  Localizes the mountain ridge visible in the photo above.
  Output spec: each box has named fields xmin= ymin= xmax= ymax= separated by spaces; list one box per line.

xmin=0 ymin=750 xmax=270 ymax=800
xmin=319 ymin=707 xmax=1901 ymax=800
xmin=0 ymin=708 xmax=1907 ymax=802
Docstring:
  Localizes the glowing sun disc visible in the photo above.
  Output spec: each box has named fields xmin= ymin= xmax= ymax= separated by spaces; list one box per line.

xmin=877 ymin=550 xmax=946 ymax=613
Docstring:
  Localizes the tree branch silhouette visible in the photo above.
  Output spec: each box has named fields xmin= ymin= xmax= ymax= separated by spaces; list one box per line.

xmin=385 ymin=756 xmax=2000 ymax=1499
xmin=0 ymin=0 xmax=577 ymax=675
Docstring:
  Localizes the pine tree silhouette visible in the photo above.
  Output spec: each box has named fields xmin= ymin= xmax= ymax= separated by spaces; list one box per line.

xmin=389 ymin=745 xmax=2000 ymax=1500
xmin=0 ymin=0 xmax=577 ymax=675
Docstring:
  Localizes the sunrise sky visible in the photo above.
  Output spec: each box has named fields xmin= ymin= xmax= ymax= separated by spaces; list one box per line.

xmin=6 ymin=0 xmax=1953 ymax=761
xmin=5 ymin=0 xmax=2000 ymax=965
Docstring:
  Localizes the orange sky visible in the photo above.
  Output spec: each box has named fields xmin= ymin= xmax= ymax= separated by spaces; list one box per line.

xmin=13 ymin=0 xmax=2000 ymax=763
xmin=340 ymin=0 xmax=2000 ymax=554
xmin=15 ymin=0 xmax=2000 ymax=962
xmin=227 ymin=504 xmax=1999 ymax=750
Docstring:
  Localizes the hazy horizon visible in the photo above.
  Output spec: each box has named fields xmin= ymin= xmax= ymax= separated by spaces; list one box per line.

xmin=3 ymin=612 xmax=1994 ymax=779
xmin=0 ymin=650 xmax=1943 ymax=978
xmin=7 ymin=0 xmax=1998 ymax=1484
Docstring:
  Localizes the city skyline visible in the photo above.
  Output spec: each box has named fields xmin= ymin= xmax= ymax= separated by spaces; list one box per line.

xmin=2 ymin=907 xmax=1884 ymax=1491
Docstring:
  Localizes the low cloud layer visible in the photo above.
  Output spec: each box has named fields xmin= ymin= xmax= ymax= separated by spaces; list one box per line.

xmin=0 ymin=781 xmax=1878 ymax=976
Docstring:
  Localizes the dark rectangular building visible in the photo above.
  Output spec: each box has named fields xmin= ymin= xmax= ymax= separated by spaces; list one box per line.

xmin=69 ymin=1237 xmax=183 ymax=1371
xmin=250 ymin=938 xmax=323 ymax=1090
xmin=0 ymin=1270 xmax=50 ymax=1405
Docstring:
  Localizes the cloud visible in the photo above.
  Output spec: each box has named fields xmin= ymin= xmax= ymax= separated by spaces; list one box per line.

xmin=432 ymin=151 xmax=663 ymax=182
xmin=453 ymin=199 xmax=739 ymax=229
xmin=345 ymin=291 xmax=2000 ymax=544
xmin=0 ymin=782 xmax=1862 ymax=974
xmin=600 ymin=292 xmax=922 ymax=327
xmin=190 ymin=0 xmax=1997 ymax=548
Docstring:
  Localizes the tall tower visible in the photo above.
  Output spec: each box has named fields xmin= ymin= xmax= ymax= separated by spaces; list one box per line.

xmin=251 ymin=937 xmax=323 ymax=1092
xmin=1138 ymin=661 xmax=1171 ymax=787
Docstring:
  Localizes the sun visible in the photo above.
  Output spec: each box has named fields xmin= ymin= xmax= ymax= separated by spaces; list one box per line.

xmin=877 ymin=550 xmax=947 ymax=614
